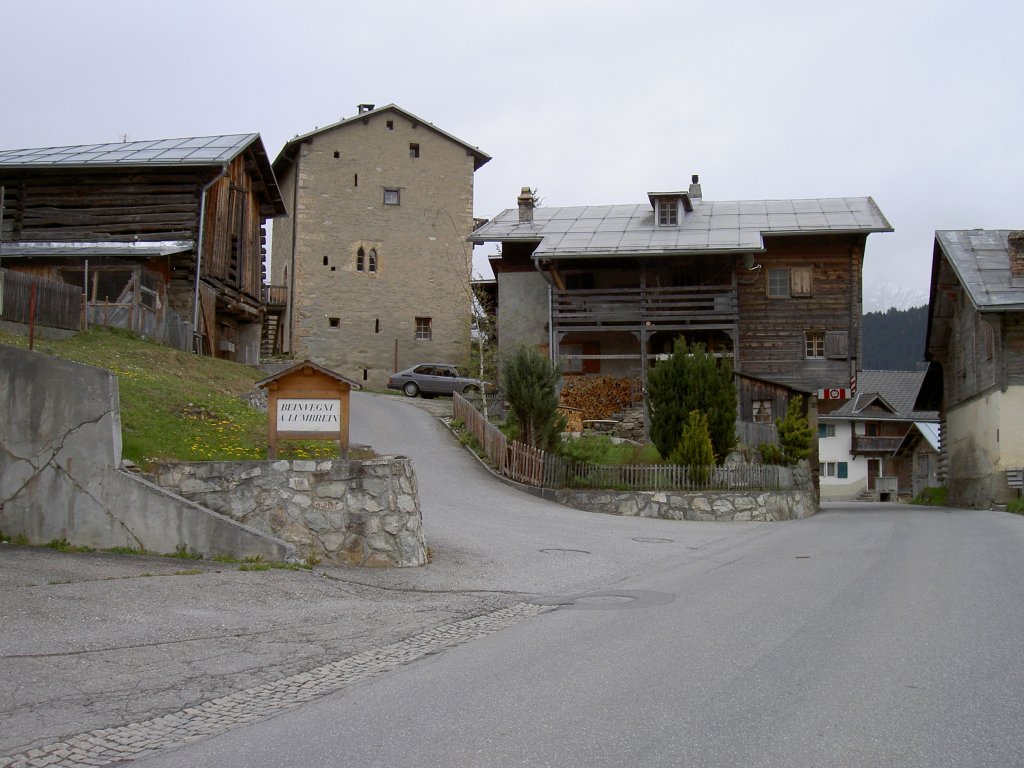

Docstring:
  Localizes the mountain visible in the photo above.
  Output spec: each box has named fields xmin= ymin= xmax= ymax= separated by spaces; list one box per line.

xmin=863 ymin=282 xmax=929 ymax=313
xmin=862 ymin=305 xmax=928 ymax=371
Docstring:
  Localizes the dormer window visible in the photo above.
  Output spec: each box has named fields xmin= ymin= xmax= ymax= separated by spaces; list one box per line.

xmin=657 ymin=199 xmax=678 ymax=226
xmin=648 ymin=190 xmax=693 ymax=227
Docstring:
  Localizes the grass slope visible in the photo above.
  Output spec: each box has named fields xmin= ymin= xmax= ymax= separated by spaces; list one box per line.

xmin=1 ymin=327 xmax=338 ymax=466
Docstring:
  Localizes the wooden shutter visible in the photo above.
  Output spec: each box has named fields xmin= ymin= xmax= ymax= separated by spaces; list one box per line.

xmin=825 ymin=330 xmax=848 ymax=359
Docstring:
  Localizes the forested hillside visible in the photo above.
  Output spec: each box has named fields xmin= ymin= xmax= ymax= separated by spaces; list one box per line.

xmin=862 ymin=305 xmax=928 ymax=370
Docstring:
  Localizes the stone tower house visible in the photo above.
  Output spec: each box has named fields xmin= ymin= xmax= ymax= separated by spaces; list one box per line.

xmin=270 ymin=104 xmax=490 ymax=387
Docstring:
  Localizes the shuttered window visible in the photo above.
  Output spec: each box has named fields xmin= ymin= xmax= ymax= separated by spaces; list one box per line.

xmin=825 ymin=330 xmax=849 ymax=359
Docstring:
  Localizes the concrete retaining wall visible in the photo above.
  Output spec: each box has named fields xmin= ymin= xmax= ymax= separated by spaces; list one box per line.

xmin=0 ymin=345 xmax=294 ymax=560
xmin=149 ymin=457 xmax=427 ymax=567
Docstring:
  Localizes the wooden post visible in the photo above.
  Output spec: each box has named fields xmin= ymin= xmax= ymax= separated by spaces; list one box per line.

xmin=28 ymin=282 xmax=36 ymax=350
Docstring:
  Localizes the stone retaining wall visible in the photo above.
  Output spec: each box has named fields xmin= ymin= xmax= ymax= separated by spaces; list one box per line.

xmin=552 ymin=487 xmax=816 ymax=521
xmin=151 ymin=457 xmax=427 ymax=567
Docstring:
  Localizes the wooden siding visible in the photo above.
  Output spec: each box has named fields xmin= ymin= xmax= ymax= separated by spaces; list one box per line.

xmin=736 ymin=234 xmax=863 ymax=391
xmin=0 ymin=169 xmax=204 ymax=242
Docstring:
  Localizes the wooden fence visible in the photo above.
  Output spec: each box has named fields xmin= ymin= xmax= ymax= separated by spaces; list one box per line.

xmin=0 ymin=268 xmax=82 ymax=330
xmin=454 ymin=393 xmax=784 ymax=492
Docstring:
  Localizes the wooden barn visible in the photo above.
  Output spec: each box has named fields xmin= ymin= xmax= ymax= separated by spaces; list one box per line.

xmin=0 ymin=134 xmax=286 ymax=361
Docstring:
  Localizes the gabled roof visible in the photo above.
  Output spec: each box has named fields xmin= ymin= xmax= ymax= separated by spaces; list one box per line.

xmin=0 ymin=133 xmax=286 ymax=216
xmin=273 ymin=104 xmax=491 ymax=176
xmin=820 ymin=370 xmax=938 ymax=422
xmin=894 ymin=421 xmax=941 ymax=457
xmin=470 ymin=196 xmax=891 ymax=258
xmin=256 ymin=360 xmax=361 ymax=389
xmin=932 ymin=230 xmax=1024 ymax=312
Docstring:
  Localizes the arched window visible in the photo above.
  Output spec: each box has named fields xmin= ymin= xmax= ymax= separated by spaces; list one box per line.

xmin=368 ymin=249 xmax=378 ymax=272
xmin=356 ymin=247 xmax=365 ymax=272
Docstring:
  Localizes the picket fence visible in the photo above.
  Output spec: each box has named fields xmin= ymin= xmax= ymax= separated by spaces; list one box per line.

xmin=453 ymin=393 xmax=784 ymax=492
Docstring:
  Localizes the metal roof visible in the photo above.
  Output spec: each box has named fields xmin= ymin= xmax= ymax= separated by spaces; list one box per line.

xmin=0 ymin=134 xmax=263 ymax=168
xmin=471 ymin=196 xmax=891 ymax=258
xmin=273 ymin=104 xmax=491 ymax=175
xmin=820 ymin=370 xmax=937 ymax=422
xmin=0 ymin=241 xmax=194 ymax=258
xmin=934 ymin=230 xmax=1024 ymax=311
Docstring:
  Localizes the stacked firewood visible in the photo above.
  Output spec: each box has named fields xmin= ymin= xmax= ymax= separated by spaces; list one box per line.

xmin=559 ymin=376 xmax=640 ymax=420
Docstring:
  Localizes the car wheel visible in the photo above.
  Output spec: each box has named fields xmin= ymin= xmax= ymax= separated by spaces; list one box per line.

xmin=462 ymin=385 xmax=479 ymax=396
xmin=403 ymin=382 xmax=419 ymax=398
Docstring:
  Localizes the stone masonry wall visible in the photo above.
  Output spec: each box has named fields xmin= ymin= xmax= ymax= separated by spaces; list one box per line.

xmin=552 ymin=488 xmax=817 ymax=522
xmin=150 ymin=457 xmax=427 ymax=567
xmin=272 ymin=109 xmax=477 ymax=388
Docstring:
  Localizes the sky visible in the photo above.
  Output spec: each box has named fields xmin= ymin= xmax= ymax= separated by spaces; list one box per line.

xmin=2 ymin=0 xmax=1020 ymax=311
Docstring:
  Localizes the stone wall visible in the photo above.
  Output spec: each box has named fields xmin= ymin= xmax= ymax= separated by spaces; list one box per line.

xmin=552 ymin=488 xmax=816 ymax=522
xmin=150 ymin=457 xmax=427 ymax=567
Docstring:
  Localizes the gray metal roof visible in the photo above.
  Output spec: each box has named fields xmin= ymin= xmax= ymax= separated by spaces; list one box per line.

xmin=0 ymin=134 xmax=263 ymax=168
xmin=0 ymin=241 xmax=194 ymax=258
xmin=934 ymin=230 xmax=1024 ymax=311
xmin=470 ymin=196 xmax=892 ymax=258
xmin=274 ymin=104 xmax=491 ymax=175
xmin=820 ymin=370 xmax=937 ymax=422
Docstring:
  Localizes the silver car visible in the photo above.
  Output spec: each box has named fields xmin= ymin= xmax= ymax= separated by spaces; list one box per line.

xmin=386 ymin=364 xmax=489 ymax=398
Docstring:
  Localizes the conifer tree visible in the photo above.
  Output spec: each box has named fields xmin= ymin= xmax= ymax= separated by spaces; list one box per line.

xmin=502 ymin=345 xmax=566 ymax=451
xmin=668 ymin=410 xmax=716 ymax=484
xmin=648 ymin=339 xmax=736 ymax=461
xmin=777 ymin=395 xmax=813 ymax=463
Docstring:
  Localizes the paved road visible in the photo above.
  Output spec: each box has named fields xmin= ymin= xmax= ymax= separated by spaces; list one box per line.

xmin=4 ymin=393 xmax=1023 ymax=766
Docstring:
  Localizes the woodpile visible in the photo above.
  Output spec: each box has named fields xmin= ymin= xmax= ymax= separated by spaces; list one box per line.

xmin=559 ymin=376 xmax=640 ymax=420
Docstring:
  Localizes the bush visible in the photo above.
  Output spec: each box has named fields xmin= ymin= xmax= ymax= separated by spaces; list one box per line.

xmin=758 ymin=442 xmax=786 ymax=465
xmin=1006 ymin=497 xmax=1024 ymax=515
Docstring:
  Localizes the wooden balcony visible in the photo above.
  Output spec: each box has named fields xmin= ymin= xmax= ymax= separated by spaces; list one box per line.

xmin=552 ymin=285 xmax=737 ymax=332
xmin=852 ymin=434 xmax=904 ymax=455
xmin=262 ymin=284 xmax=288 ymax=308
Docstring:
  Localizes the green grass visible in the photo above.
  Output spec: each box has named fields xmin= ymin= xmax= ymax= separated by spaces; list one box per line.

xmin=559 ymin=434 xmax=663 ymax=465
xmin=0 ymin=327 xmax=342 ymax=467
xmin=1006 ymin=498 xmax=1024 ymax=515
xmin=45 ymin=539 xmax=94 ymax=553
xmin=910 ymin=486 xmax=948 ymax=506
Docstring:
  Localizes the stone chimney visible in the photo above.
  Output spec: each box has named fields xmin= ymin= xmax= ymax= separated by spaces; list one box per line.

xmin=1009 ymin=231 xmax=1024 ymax=278
xmin=688 ymin=174 xmax=702 ymax=202
xmin=517 ymin=187 xmax=535 ymax=223
xmin=357 ymin=103 xmax=375 ymax=114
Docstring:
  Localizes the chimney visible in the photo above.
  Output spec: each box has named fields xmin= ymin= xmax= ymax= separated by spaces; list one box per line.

xmin=688 ymin=174 xmax=702 ymax=202
xmin=517 ymin=187 xmax=535 ymax=223
xmin=357 ymin=103 xmax=375 ymax=114
xmin=1009 ymin=231 xmax=1024 ymax=278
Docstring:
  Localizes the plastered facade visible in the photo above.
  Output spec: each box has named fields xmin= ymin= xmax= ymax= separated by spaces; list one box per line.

xmin=271 ymin=108 xmax=485 ymax=389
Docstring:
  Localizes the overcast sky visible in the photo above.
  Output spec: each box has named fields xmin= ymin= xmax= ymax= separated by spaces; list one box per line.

xmin=2 ymin=0 xmax=1020 ymax=310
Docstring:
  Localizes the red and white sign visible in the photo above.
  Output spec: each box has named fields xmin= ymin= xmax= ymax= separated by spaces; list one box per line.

xmin=818 ymin=388 xmax=851 ymax=400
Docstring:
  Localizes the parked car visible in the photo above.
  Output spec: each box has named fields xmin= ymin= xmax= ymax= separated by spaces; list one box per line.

xmin=387 ymin=364 xmax=492 ymax=398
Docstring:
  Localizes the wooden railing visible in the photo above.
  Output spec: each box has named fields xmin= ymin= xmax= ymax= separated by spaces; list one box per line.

xmin=263 ymin=284 xmax=288 ymax=305
xmin=552 ymin=285 xmax=737 ymax=329
xmin=852 ymin=434 xmax=904 ymax=454
xmin=454 ymin=393 xmax=784 ymax=492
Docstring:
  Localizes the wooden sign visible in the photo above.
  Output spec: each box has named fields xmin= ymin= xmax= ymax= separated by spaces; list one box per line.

xmin=257 ymin=361 xmax=360 ymax=459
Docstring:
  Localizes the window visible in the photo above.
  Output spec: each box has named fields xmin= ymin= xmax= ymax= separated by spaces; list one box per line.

xmin=368 ymin=249 xmax=377 ymax=272
xmin=354 ymin=174 xmax=358 ymax=187
xmin=415 ymin=317 xmax=432 ymax=341
xmin=752 ymin=399 xmax=773 ymax=423
xmin=819 ymin=461 xmax=847 ymax=478
xmin=333 ymin=151 xmax=340 ymax=159
xmin=657 ymin=199 xmax=678 ymax=226
xmin=825 ymin=330 xmax=849 ymax=359
xmin=819 ymin=423 xmax=836 ymax=438
xmin=323 ymin=256 xmax=329 ymax=266
xmin=356 ymin=247 xmax=365 ymax=272
xmin=805 ymin=331 xmax=825 ymax=358
xmin=865 ymin=422 xmax=880 ymax=437
xmin=328 ymin=317 xmax=340 ymax=329
xmin=409 ymin=143 xmax=420 ymax=158
xmin=384 ymin=188 xmax=400 ymax=206
xmin=375 ymin=318 xmax=380 ymax=334
xmin=767 ymin=268 xmax=789 ymax=298
xmin=386 ymin=120 xmax=394 ymax=130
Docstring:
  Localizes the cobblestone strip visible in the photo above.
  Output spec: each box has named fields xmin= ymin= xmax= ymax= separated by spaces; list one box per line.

xmin=0 ymin=601 xmax=552 ymax=768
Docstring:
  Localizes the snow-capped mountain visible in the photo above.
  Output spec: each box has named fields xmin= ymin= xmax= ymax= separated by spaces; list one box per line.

xmin=863 ymin=281 xmax=928 ymax=313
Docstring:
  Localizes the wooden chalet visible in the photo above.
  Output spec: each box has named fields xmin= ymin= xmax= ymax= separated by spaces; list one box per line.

xmin=0 ymin=134 xmax=286 ymax=361
xmin=470 ymin=178 xmax=892 ymax=442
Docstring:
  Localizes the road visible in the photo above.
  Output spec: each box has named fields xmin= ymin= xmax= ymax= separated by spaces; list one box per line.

xmin=123 ymin=393 xmax=1024 ymax=768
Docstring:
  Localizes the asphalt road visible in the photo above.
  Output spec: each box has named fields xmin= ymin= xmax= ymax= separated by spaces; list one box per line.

xmin=119 ymin=393 xmax=1024 ymax=768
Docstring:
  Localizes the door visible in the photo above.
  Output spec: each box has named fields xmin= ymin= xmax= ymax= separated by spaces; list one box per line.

xmin=867 ymin=459 xmax=881 ymax=490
